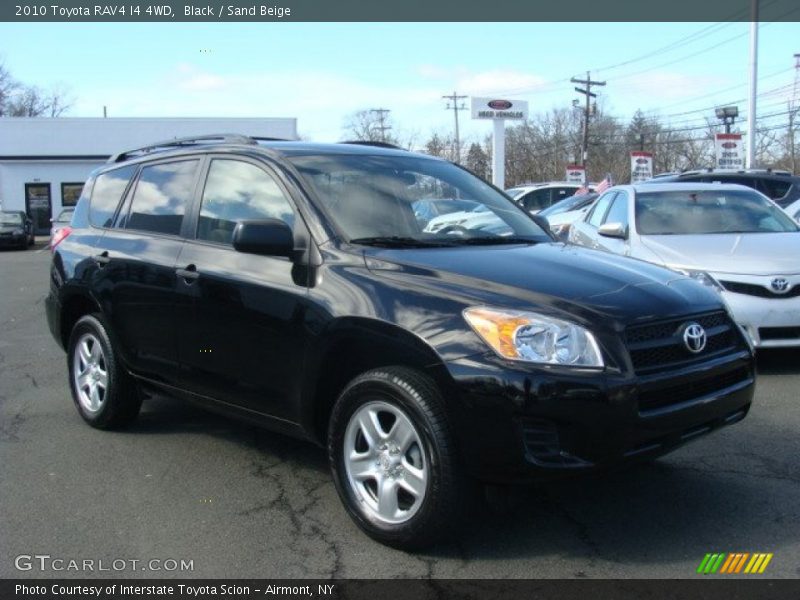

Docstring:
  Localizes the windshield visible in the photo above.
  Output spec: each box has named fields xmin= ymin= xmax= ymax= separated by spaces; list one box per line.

xmin=636 ymin=189 xmax=799 ymax=235
xmin=0 ymin=212 xmax=23 ymax=226
xmin=540 ymin=193 xmax=598 ymax=218
xmin=504 ymin=187 xmax=528 ymax=199
xmin=290 ymin=154 xmax=550 ymax=246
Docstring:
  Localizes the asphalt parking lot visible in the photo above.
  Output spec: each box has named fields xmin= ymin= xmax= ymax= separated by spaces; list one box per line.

xmin=1 ymin=243 xmax=798 ymax=579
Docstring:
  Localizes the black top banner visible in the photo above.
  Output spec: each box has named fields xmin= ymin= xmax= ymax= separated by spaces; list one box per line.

xmin=2 ymin=0 xmax=800 ymax=22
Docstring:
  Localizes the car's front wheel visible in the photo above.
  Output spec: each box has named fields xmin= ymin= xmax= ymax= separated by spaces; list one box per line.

xmin=328 ymin=367 xmax=463 ymax=550
xmin=67 ymin=314 xmax=142 ymax=429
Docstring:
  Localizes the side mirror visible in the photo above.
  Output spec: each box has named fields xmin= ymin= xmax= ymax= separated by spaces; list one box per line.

xmin=232 ymin=219 xmax=294 ymax=258
xmin=530 ymin=214 xmax=557 ymax=241
xmin=598 ymin=222 xmax=628 ymax=240
xmin=531 ymin=213 xmax=549 ymax=230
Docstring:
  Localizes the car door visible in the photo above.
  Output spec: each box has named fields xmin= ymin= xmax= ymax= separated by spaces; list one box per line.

xmin=96 ymin=158 xmax=202 ymax=384
xmin=172 ymin=156 xmax=310 ymax=421
xmin=593 ymin=190 xmax=631 ymax=256
xmin=569 ymin=191 xmax=616 ymax=248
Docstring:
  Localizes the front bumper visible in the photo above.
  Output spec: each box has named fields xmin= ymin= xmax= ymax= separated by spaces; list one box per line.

xmin=722 ymin=290 xmax=800 ymax=348
xmin=444 ymin=350 xmax=754 ymax=483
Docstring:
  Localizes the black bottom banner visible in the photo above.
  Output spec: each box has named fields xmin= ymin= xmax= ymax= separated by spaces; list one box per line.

xmin=3 ymin=579 xmax=800 ymax=600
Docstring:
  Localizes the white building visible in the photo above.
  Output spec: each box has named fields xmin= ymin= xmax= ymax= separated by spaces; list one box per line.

xmin=0 ymin=117 xmax=298 ymax=234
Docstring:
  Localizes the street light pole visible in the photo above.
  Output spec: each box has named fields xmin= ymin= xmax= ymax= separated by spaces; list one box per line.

xmin=746 ymin=0 xmax=759 ymax=168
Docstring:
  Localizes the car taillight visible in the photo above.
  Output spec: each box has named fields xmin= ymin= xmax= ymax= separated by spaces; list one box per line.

xmin=50 ymin=226 xmax=72 ymax=251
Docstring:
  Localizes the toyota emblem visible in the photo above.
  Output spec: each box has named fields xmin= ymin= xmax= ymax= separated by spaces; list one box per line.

xmin=770 ymin=277 xmax=789 ymax=293
xmin=682 ymin=322 xmax=707 ymax=354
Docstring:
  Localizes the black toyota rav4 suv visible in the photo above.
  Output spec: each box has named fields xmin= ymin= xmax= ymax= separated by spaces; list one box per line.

xmin=46 ymin=135 xmax=755 ymax=549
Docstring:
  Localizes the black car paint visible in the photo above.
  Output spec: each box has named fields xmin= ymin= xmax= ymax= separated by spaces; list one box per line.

xmin=46 ymin=142 xmax=755 ymax=483
xmin=0 ymin=211 xmax=35 ymax=248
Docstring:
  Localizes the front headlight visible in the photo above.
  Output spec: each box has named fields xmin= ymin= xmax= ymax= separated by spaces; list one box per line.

xmin=668 ymin=266 xmax=724 ymax=292
xmin=463 ymin=307 xmax=604 ymax=368
xmin=12 ymin=228 xmax=24 ymax=235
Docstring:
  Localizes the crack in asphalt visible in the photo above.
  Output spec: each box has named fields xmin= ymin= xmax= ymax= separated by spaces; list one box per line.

xmin=23 ymin=372 xmax=38 ymax=388
xmin=240 ymin=448 xmax=345 ymax=578
xmin=673 ymin=452 xmax=800 ymax=485
xmin=0 ymin=409 xmax=26 ymax=442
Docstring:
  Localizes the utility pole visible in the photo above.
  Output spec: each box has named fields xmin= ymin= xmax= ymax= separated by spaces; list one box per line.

xmin=571 ymin=72 xmax=606 ymax=176
xmin=442 ymin=91 xmax=467 ymax=163
xmin=369 ymin=108 xmax=391 ymax=142
xmin=790 ymin=53 xmax=800 ymax=174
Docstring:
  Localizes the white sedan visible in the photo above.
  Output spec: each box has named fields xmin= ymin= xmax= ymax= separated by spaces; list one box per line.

xmin=568 ymin=182 xmax=800 ymax=348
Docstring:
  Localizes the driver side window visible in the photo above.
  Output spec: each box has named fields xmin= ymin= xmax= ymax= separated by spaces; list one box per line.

xmin=586 ymin=192 xmax=616 ymax=227
xmin=602 ymin=192 xmax=629 ymax=227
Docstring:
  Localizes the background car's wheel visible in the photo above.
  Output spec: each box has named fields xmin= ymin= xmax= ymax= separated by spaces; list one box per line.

xmin=67 ymin=314 xmax=142 ymax=429
xmin=328 ymin=366 xmax=463 ymax=550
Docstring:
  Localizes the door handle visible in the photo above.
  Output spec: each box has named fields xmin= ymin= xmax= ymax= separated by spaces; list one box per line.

xmin=176 ymin=264 xmax=199 ymax=282
xmin=94 ymin=251 xmax=110 ymax=266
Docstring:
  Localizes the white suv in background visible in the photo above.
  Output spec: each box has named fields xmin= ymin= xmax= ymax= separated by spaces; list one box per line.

xmin=505 ymin=182 xmax=594 ymax=214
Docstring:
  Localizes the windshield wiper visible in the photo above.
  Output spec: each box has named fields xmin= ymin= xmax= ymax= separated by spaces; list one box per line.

xmin=442 ymin=236 xmax=543 ymax=246
xmin=349 ymin=236 xmax=452 ymax=248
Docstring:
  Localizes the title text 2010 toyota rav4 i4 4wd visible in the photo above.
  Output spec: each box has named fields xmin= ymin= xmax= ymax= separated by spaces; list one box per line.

xmin=46 ymin=135 xmax=755 ymax=549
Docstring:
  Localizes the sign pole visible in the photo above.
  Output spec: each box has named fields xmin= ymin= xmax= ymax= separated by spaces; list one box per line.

xmin=471 ymin=97 xmax=528 ymax=190
xmin=493 ymin=119 xmax=505 ymax=189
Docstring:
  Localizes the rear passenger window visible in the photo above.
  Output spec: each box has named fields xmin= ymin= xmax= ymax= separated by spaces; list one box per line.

xmin=759 ymin=179 xmax=791 ymax=199
xmin=89 ymin=165 xmax=136 ymax=228
xmin=125 ymin=160 xmax=199 ymax=236
xmin=197 ymin=159 xmax=295 ymax=245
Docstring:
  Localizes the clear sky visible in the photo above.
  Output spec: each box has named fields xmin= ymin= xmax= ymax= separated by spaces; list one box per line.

xmin=0 ymin=21 xmax=798 ymax=144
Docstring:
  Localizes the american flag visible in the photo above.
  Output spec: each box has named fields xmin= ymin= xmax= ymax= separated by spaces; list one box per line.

xmin=594 ymin=176 xmax=612 ymax=194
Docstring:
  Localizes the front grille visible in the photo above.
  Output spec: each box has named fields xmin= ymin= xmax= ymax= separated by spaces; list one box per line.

xmin=759 ymin=327 xmax=800 ymax=341
xmin=625 ymin=311 xmax=743 ymax=374
xmin=638 ymin=366 xmax=752 ymax=415
xmin=720 ymin=280 xmax=800 ymax=299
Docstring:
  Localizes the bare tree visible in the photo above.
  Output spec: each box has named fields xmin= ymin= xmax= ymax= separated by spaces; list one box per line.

xmin=0 ymin=59 xmax=72 ymax=117
xmin=342 ymin=109 xmax=396 ymax=144
xmin=0 ymin=61 xmax=19 ymax=117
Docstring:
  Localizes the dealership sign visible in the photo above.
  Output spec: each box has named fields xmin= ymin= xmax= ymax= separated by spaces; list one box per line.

xmin=565 ymin=164 xmax=586 ymax=183
xmin=630 ymin=151 xmax=653 ymax=182
xmin=471 ymin=97 xmax=529 ymax=120
xmin=715 ymin=133 xmax=744 ymax=169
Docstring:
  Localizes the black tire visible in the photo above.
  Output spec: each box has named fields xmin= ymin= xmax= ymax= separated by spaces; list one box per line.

xmin=67 ymin=314 xmax=142 ymax=429
xmin=328 ymin=366 xmax=464 ymax=550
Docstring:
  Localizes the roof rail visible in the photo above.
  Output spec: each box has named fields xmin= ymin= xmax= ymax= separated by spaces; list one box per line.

xmin=250 ymin=136 xmax=293 ymax=143
xmin=107 ymin=133 xmax=258 ymax=163
xmin=340 ymin=140 xmax=407 ymax=150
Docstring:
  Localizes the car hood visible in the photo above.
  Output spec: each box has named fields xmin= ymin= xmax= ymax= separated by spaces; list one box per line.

xmin=639 ymin=233 xmax=800 ymax=275
xmin=363 ymin=242 xmax=721 ymax=326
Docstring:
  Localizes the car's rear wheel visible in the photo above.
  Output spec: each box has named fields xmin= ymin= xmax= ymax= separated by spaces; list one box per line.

xmin=328 ymin=366 xmax=463 ymax=550
xmin=67 ymin=314 xmax=142 ymax=429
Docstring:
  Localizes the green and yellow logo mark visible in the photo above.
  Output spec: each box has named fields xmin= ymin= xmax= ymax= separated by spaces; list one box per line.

xmin=697 ymin=553 xmax=773 ymax=574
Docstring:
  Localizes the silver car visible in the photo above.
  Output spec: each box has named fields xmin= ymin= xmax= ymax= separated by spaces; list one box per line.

xmin=568 ymin=183 xmax=800 ymax=348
